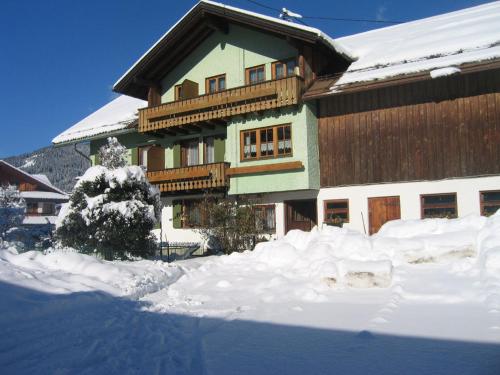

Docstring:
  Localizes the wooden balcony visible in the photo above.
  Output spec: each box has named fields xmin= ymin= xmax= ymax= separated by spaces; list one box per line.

xmin=146 ymin=162 xmax=230 ymax=193
xmin=139 ymin=76 xmax=303 ymax=133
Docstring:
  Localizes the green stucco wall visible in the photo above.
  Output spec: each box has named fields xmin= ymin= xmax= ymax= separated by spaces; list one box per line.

xmin=226 ymin=103 xmax=319 ymax=195
xmin=161 ymin=24 xmax=297 ymax=102
xmin=90 ymin=22 xmax=320 ymax=195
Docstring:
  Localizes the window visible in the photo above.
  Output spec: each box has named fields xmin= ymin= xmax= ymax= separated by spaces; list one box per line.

xmin=138 ymin=146 xmax=151 ymax=169
xmin=205 ymin=74 xmax=226 ymax=94
xmin=174 ymin=84 xmax=183 ymax=101
xmin=245 ymin=64 xmax=265 ymax=85
xmin=240 ymin=124 xmax=292 ymax=161
xmin=26 ymin=202 xmax=38 ymax=215
xmin=254 ymin=205 xmax=276 ymax=233
xmin=204 ymin=136 xmax=215 ymax=164
xmin=138 ymin=145 xmax=165 ymax=172
xmin=480 ymin=190 xmax=500 ymax=216
xmin=421 ymin=193 xmax=457 ymax=219
xmin=182 ymin=200 xmax=204 ymax=228
xmin=324 ymin=199 xmax=349 ymax=226
xmin=181 ymin=139 xmax=199 ymax=167
xmin=272 ymin=59 xmax=297 ymax=79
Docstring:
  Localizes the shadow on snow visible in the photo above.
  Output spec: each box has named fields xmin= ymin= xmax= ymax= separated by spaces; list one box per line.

xmin=0 ymin=281 xmax=499 ymax=375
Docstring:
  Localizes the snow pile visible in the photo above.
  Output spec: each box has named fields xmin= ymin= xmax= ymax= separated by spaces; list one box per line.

xmin=52 ymin=95 xmax=146 ymax=145
xmin=0 ymin=245 xmax=182 ymax=299
xmin=243 ymin=213 xmax=498 ymax=289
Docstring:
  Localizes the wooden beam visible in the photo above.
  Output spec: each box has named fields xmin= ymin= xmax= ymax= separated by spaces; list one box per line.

xmin=204 ymin=14 xmax=229 ymax=34
xmin=226 ymin=161 xmax=304 ymax=176
xmin=145 ymin=131 xmax=165 ymax=139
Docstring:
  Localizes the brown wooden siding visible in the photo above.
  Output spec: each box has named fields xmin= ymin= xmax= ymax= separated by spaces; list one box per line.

xmin=318 ymin=69 xmax=500 ymax=187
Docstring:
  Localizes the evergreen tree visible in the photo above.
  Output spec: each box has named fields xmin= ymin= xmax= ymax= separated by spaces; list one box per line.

xmin=0 ymin=185 xmax=26 ymax=241
xmin=98 ymin=137 xmax=128 ymax=169
xmin=56 ymin=139 xmax=160 ymax=260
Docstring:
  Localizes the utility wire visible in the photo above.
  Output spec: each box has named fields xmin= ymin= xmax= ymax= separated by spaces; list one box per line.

xmin=242 ymin=0 xmax=405 ymax=24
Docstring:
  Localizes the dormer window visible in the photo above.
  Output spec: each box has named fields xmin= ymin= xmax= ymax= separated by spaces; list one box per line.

xmin=206 ymin=74 xmax=226 ymax=94
xmin=272 ymin=58 xmax=296 ymax=79
xmin=246 ymin=65 xmax=265 ymax=85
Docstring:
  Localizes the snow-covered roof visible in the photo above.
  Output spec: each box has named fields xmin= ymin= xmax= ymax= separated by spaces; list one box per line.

xmin=52 ymin=96 xmax=146 ymax=145
xmin=20 ymin=191 xmax=68 ymax=201
xmin=0 ymin=160 xmax=66 ymax=195
xmin=331 ymin=1 xmax=500 ymax=90
xmin=23 ymin=216 xmax=58 ymax=225
xmin=113 ymin=0 xmax=355 ymax=98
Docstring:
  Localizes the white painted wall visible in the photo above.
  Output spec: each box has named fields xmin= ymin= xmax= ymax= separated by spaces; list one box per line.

xmin=317 ymin=175 xmax=500 ymax=234
xmin=159 ymin=190 xmax=319 ymax=243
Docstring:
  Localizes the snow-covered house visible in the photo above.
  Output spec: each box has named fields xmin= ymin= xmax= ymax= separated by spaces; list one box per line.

xmin=53 ymin=0 xmax=500 ymax=239
xmin=0 ymin=160 xmax=68 ymax=226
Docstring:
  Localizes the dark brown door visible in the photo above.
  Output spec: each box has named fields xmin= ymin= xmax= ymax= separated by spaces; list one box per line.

xmin=285 ymin=199 xmax=317 ymax=233
xmin=368 ymin=196 xmax=401 ymax=235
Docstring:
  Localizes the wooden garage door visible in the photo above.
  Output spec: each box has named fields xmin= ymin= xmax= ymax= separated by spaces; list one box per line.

xmin=368 ymin=196 xmax=401 ymax=235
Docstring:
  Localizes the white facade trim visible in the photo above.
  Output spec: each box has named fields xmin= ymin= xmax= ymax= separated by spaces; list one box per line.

xmin=317 ymin=175 xmax=500 ymax=233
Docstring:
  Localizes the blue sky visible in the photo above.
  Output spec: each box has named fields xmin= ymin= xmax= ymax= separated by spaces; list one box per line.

xmin=0 ymin=0 xmax=491 ymax=158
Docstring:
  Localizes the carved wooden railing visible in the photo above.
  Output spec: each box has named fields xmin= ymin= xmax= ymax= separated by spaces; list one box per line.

xmin=138 ymin=76 xmax=303 ymax=132
xmin=146 ymin=162 xmax=230 ymax=193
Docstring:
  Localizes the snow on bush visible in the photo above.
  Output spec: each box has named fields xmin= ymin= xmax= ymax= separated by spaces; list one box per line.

xmin=0 ymin=185 xmax=26 ymax=241
xmin=97 ymin=136 xmax=128 ymax=169
xmin=56 ymin=140 xmax=161 ymax=260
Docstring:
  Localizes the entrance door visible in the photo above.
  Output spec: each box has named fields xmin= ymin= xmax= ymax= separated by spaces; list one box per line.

xmin=368 ymin=196 xmax=401 ymax=235
xmin=285 ymin=199 xmax=317 ymax=233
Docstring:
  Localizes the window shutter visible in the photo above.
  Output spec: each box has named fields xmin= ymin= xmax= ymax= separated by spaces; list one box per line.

xmin=173 ymin=200 xmax=182 ymax=229
xmin=173 ymin=143 xmax=181 ymax=168
xmin=148 ymin=146 xmax=165 ymax=171
xmin=130 ymin=147 xmax=138 ymax=165
xmin=94 ymin=153 xmax=101 ymax=166
xmin=214 ymin=136 xmax=225 ymax=163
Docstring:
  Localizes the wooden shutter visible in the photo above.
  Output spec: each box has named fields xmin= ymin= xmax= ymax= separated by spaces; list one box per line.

xmin=147 ymin=85 xmax=161 ymax=107
xmin=147 ymin=146 xmax=165 ymax=172
xmin=181 ymin=79 xmax=199 ymax=99
xmin=173 ymin=144 xmax=181 ymax=168
xmin=94 ymin=153 xmax=101 ymax=166
xmin=214 ymin=136 xmax=225 ymax=162
xmin=130 ymin=147 xmax=138 ymax=165
xmin=172 ymin=200 xmax=182 ymax=229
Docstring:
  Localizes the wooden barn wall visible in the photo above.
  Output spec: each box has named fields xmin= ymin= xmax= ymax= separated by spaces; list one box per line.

xmin=317 ymin=69 xmax=500 ymax=187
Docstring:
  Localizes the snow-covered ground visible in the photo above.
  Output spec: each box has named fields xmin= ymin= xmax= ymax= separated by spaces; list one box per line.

xmin=1 ymin=214 xmax=500 ymax=374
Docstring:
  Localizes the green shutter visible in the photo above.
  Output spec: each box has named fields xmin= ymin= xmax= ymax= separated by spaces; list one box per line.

xmin=173 ymin=200 xmax=182 ymax=229
xmin=214 ymin=136 xmax=225 ymax=163
xmin=173 ymin=144 xmax=181 ymax=168
xmin=131 ymin=147 xmax=138 ymax=165
xmin=94 ymin=153 xmax=101 ymax=166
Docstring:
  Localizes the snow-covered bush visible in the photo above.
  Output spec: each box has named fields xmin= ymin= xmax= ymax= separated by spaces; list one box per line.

xmin=56 ymin=163 xmax=161 ymax=260
xmin=98 ymin=137 xmax=128 ymax=169
xmin=0 ymin=185 xmax=26 ymax=241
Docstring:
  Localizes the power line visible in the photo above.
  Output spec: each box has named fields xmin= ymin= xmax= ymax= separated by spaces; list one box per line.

xmin=242 ymin=0 xmax=405 ymax=25
xmin=301 ymin=15 xmax=404 ymax=24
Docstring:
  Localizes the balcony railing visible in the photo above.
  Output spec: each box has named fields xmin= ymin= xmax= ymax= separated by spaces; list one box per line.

xmin=146 ymin=162 xmax=230 ymax=193
xmin=139 ymin=76 xmax=303 ymax=133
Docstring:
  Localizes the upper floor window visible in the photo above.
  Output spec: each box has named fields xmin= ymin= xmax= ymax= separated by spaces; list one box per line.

xmin=206 ymin=74 xmax=226 ymax=94
xmin=181 ymin=139 xmax=199 ymax=167
xmin=480 ymin=190 xmax=500 ymax=216
xmin=272 ymin=59 xmax=297 ymax=80
xmin=246 ymin=64 xmax=265 ymax=85
xmin=174 ymin=84 xmax=183 ymax=101
xmin=138 ymin=145 xmax=165 ymax=172
xmin=241 ymin=124 xmax=292 ymax=161
xmin=421 ymin=193 xmax=457 ymax=219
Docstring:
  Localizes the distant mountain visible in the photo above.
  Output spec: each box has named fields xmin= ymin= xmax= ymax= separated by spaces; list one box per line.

xmin=3 ymin=144 xmax=90 ymax=192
